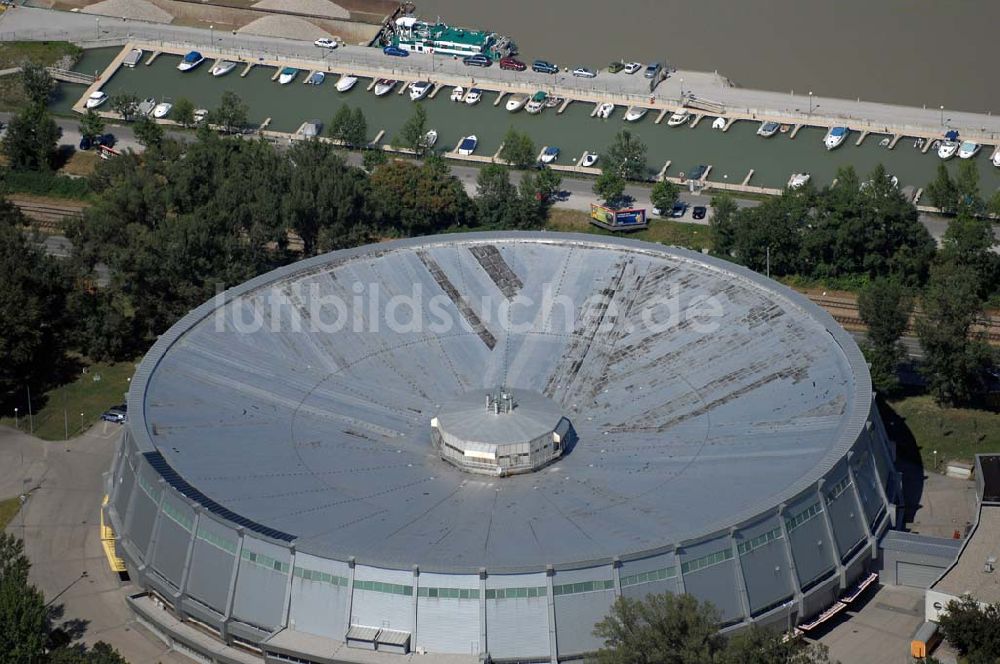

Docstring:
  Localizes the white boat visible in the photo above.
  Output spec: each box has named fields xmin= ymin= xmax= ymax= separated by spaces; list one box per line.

xmin=993 ymin=150 xmax=1000 ymax=168
xmin=540 ymin=146 xmax=559 ymax=164
xmin=957 ymin=141 xmax=981 ymax=159
xmin=711 ymin=116 xmax=726 ymax=130
xmin=596 ymin=102 xmax=614 ymax=119
xmin=374 ymin=79 xmax=396 ymax=96
xmin=211 ymin=60 xmax=236 ymax=77
xmin=937 ymin=140 xmax=959 ymax=159
xmin=122 ymin=48 xmax=143 ymax=68
xmin=176 ymin=51 xmax=204 ymax=72
xmin=278 ymin=67 xmax=298 ymax=85
xmin=457 ymin=135 xmax=478 ymax=156
xmin=152 ymin=102 xmax=172 ymax=119
xmin=544 ymin=96 xmax=563 ymax=108
xmin=525 ymin=92 xmax=547 ymax=114
xmin=84 ymin=91 xmax=108 ymax=109
xmin=860 ymin=174 xmax=899 ymax=191
xmin=409 ymin=80 xmax=432 ymax=101
xmin=193 ymin=109 xmax=209 ymax=124
xmin=505 ymin=94 xmax=528 ymax=112
xmin=335 ymin=75 xmax=358 ymax=92
xmin=788 ymin=173 xmax=811 ymax=189
xmin=137 ymin=97 xmax=156 ymax=116
xmin=666 ymin=110 xmax=690 ymax=127
xmin=464 ymin=88 xmax=483 ymax=105
xmin=304 ymin=71 xmax=325 ymax=85
xmin=424 ymin=129 xmax=438 ymax=148
xmin=450 ymin=86 xmax=465 ymax=102
xmin=624 ymin=106 xmax=648 ymax=122
xmin=757 ymin=121 xmax=779 ymax=137
xmin=581 ymin=152 xmax=598 ymax=168
xmin=824 ymin=126 xmax=848 ymax=150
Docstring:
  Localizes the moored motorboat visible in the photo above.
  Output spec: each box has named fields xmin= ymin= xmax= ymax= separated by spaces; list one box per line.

xmin=506 ymin=93 xmax=528 ymax=112
xmin=85 ymin=90 xmax=108 ymax=109
xmin=450 ymin=86 xmax=465 ymax=102
xmin=540 ymin=146 xmax=559 ymax=164
xmin=278 ymin=67 xmax=298 ymax=85
xmin=957 ymin=140 xmax=981 ymax=159
xmin=193 ymin=109 xmax=209 ymax=124
xmin=424 ymin=129 xmax=438 ymax=148
xmin=937 ymin=140 xmax=959 ymax=160
xmin=666 ymin=110 xmax=690 ymax=127
xmin=596 ymin=102 xmax=614 ymax=119
xmin=374 ymin=79 xmax=396 ymax=96
xmin=457 ymin=135 xmax=478 ymax=155
xmin=464 ymin=88 xmax=483 ymax=105
xmin=177 ymin=51 xmax=204 ymax=72
xmin=525 ymin=91 xmax=547 ymax=114
xmin=711 ymin=116 xmax=726 ymax=130
xmin=757 ymin=121 xmax=779 ymax=137
xmin=304 ymin=71 xmax=325 ymax=85
xmin=824 ymin=126 xmax=848 ymax=150
xmin=137 ymin=97 xmax=156 ymax=116
xmin=993 ymin=150 xmax=1000 ymax=168
xmin=152 ymin=101 xmax=172 ymax=119
xmin=543 ymin=96 xmax=562 ymax=108
xmin=624 ymin=106 xmax=648 ymax=122
xmin=409 ymin=80 xmax=432 ymax=101
xmin=211 ymin=60 xmax=236 ymax=77
xmin=779 ymin=123 xmax=792 ymax=133
xmin=335 ymin=74 xmax=357 ymax=92
xmin=123 ymin=48 xmax=144 ymax=68
xmin=788 ymin=173 xmax=811 ymax=189
xmin=581 ymin=152 xmax=598 ymax=168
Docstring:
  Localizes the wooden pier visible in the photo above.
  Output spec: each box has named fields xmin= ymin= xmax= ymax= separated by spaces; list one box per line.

xmin=366 ymin=78 xmax=377 ymax=91
xmin=690 ymin=114 xmax=705 ymax=128
xmin=656 ymin=161 xmax=672 ymax=180
xmin=721 ymin=117 xmax=736 ymax=132
xmin=427 ymin=84 xmax=442 ymax=99
xmin=590 ymin=102 xmax=601 ymax=118
xmin=742 ymin=169 xmax=754 ymax=186
xmin=789 ymin=124 xmax=804 ymax=139
xmin=145 ymin=51 xmax=160 ymax=66
xmin=240 ymin=62 xmax=254 ymax=77
xmin=493 ymin=91 xmax=507 ymax=107
xmin=371 ymin=129 xmax=385 ymax=144
xmin=701 ymin=165 xmax=713 ymax=181
xmin=398 ymin=82 xmax=408 ymax=95
xmin=855 ymin=130 xmax=870 ymax=146
xmin=655 ymin=108 xmax=669 ymax=124
xmin=270 ymin=68 xmax=281 ymax=81
xmin=889 ymin=134 xmax=903 ymax=149
xmin=493 ymin=143 xmax=506 ymax=160
xmin=558 ymin=98 xmax=572 ymax=114
xmin=259 ymin=117 xmax=272 ymax=131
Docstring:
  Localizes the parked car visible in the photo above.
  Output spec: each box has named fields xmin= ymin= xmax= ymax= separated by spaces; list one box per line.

xmin=463 ymin=53 xmax=492 ymax=67
xmin=101 ymin=404 xmax=127 ymax=423
xmin=624 ymin=62 xmax=642 ymax=74
xmin=314 ymin=38 xmax=338 ymax=49
xmin=572 ymin=67 xmax=597 ymax=78
xmin=383 ymin=45 xmax=409 ymax=57
xmin=531 ymin=59 xmax=559 ymax=74
xmin=499 ymin=56 xmax=526 ymax=71
xmin=644 ymin=61 xmax=662 ymax=79
xmin=670 ymin=201 xmax=688 ymax=218
xmin=95 ymin=133 xmax=116 ymax=147
xmin=608 ymin=61 xmax=625 ymax=74
xmin=692 ymin=205 xmax=707 ymax=220
xmin=79 ymin=135 xmax=93 ymax=151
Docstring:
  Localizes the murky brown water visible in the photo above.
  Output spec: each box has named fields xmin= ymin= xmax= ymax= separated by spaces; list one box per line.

xmin=417 ymin=0 xmax=999 ymax=114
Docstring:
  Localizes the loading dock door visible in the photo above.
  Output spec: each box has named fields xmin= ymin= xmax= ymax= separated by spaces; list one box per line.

xmin=896 ymin=562 xmax=942 ymax=589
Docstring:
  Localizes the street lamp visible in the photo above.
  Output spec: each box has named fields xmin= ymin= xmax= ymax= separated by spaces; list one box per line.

xmin=940 ymin=105 xmax=944 ymax=127
xmin=13 ymin=407 xmax=18 ymax=429
xmin=210 ymin=24 xmax=214 ymax=46
xmin=933 ymin=449 xmax=938 ymax=470
xmin=809 ymin=90 xmax=813 ymax=116
xmin=679 ymin=77 xmax=684 ymax=100
xmin=95 ymin=17 xmax=100 ymax=40
xmin=80 ymin=412 xmax=84 ymax=433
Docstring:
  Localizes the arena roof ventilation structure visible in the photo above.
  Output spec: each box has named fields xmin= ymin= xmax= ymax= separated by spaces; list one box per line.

xmin=105 ymin=232 xmax=899 ymax=663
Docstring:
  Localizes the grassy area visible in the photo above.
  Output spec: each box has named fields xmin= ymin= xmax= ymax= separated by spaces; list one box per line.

xmin=61 ymin=150 xmax=100 ymax=178
xmin=545 ymin=208 xmax=712 ymax=252
xmin=0 ymin=496 xmax=21 ymax=530
xmin=882 ymin=394 xmax=1000 ymax=469
xmin=0 ymin=358 xmax=137 ymax=441
xmin=0 ymin=41 xmax=82 ymax=111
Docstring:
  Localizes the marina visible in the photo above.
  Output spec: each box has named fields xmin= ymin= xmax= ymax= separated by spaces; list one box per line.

xmin=60 ymin=41 xmax=1000 ymax=197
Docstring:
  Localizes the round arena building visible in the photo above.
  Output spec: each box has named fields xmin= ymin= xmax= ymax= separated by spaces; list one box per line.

xmin=105 ymin=232 xmax=899 ymax=663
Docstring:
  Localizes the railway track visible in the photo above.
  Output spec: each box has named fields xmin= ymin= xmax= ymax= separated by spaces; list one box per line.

xmin=11 ymin=198 xmax=86 ymax=234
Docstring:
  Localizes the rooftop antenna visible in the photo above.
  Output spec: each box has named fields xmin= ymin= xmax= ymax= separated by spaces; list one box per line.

xmin=486 ymin=387 xmax=515 ymax=415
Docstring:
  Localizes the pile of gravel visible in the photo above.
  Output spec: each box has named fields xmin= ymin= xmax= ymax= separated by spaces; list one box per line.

xmin=237 ymin=15 xmax=333 ymax=40
xmin=252 ymin=0 xmax=349 ymax=20
xmin=81 ymin=0 xmax=174 ymax=24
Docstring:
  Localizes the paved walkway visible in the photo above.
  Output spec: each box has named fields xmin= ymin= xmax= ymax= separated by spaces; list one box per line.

xmin=2 ymin=6 xmax=1000 ymax=142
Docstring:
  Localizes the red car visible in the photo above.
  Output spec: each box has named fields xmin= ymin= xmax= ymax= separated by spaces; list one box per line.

xmin=499 ymin=56 xmax=527 ymax=71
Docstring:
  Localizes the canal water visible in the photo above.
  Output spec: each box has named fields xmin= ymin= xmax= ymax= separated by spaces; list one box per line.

xmin=76 ymin=49 xmax=1000 ymax=192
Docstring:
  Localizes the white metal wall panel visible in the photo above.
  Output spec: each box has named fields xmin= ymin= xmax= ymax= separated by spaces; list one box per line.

xmin=736 ymin=515 xmax=794 ymax=615
xmin=287 ymin=553 xmax=350 ymax=639
xmin=485 ymin=573 xmax=549 ymax=660
xmin=823 ymin=467 xmax=866 ymax=560
xmin=852 ymin=447 xmax=883 ymax=526
xmin=785 ymin=491 xmax=835 ymax=588
xmin=112 ymin=451 xmax=136 ymax=527
xmin=351 ymin=566 xmax=414 ymax=632
xmin=127 ymin=466 xmax=160 ymax=559
xmin=896 ymin=562 xmax=942 ymax=589
xmin=232 ymin=537 xmax=291 ymax=630
xmin=151 ymin=491 xmax=195 ymax=587
xmin=415 ymin=572 xmax=480 ymax=655
xmin=554 ymin=590 xmax=615 ymax=657
xmin=678 ymin=537 xmax=743 ymax=624
xmin=185 ymin=516 xmax=238 ymax=613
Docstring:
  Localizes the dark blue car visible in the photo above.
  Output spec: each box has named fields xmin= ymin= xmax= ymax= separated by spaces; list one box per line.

xmin=383 ymin=45 xmax=409 ymax=57
xmin=531 ymin=59 xmax=558 ymax=74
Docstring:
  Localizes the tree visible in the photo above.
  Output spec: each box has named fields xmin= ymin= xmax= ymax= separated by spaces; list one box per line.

xmin=593 ymin=594 xmax=725 ymax=664
xmin=329 ymin=105 xmax=367 ymax=147
xmin=721 ymin=625 xmax=831 ymax=664
xmin=79 ymin=108 xmax=105 ymax=142
xmin=940 ymin=213 xmax=999 ymax=301
xmin=49 ymin=641 xmax=129 ymax=664
xmin=605 ymin=129 xmax=647 ymax=180
xmin=498 ymin=127 xmax=536 ymax=169
xmin=925 ymin=163 xmax=958 ymax=213
xmin=530 ymin=165 xmax=562 ymax=205
xmin=369 ymin=158 xmax=474 ymax=236
xmin=132 ymin=115 xmax=164 ymax=148
xmin=211 ymin=90 xmax=249 ymax=134
xmin=917 ymin=261 xmax=995 ymax=406
xmin=954 ymin=159 xmax=984 ymax=217
xmin=19 ymin=61 xmax=53 ymax=106
xmin=395 ymin=104 xmax=428 ymax=154
xmin=0 ymin=533 xmax=47 ymax=664
xmin=109 ymin=92 xmax=140 ymax=122
xmin=172 ymin=97 xmax=196 ymax=128
xmin=594 ymin=170 xmax=626 ymax=207
xmin=362 ymin=148 xmax=388 ymax=172
xmin=651 ymin=179 xmax=680 ymax=214
xmin=858 ymin=277 xmax=912 ymax=394
xmin=709 ymin=193 xmax=739 ymax=252
xmin=937 ymin=596 xmax=1000 ymax=661
xmin=2 ymin=103 xmax=61 ymax=172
